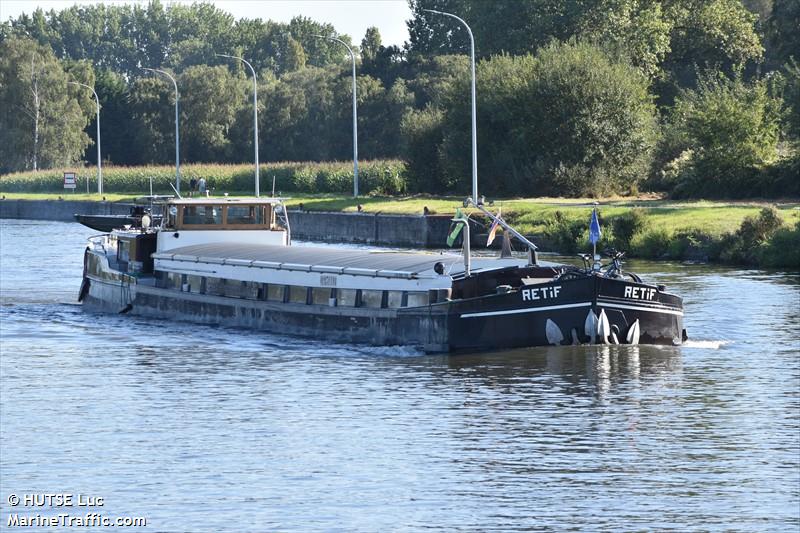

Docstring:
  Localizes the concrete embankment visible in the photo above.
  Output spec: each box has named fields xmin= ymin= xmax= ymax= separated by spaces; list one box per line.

xmin=0 ymin=199 xmax=501 ymax=248
xmin=0 ymin=199 xmax=134 ymax=221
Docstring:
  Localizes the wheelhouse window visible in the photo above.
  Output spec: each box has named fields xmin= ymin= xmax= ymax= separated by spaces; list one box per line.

xmin=175 ymin=203 xmax=274 ymax=230
xmin=182 ymin=205 xmax=222 ymax=225
xmin=227 ymin=205 xmax=265 ymax=225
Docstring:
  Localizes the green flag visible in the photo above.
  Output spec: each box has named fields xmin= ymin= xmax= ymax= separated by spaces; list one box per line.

xmin=446 ymin=208 xmax=466 ymax=247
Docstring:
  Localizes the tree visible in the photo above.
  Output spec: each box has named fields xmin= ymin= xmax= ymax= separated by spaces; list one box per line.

xmin=179 ymin=65 xmax=246 ymax=162
xmin=361 ymin=27 xmax=382 ymax=64
xmin=425 ymin=41 xmax=658 ymax=196
xmin=0 ymin=36 xmax=91 ymax=173
xmin=768 ymin=0 xmax=800 ymax=65
xmin=659 ymin=73 xmax=782 ymax=196
xmin=660 ymin=0 xmax=763 ymax=99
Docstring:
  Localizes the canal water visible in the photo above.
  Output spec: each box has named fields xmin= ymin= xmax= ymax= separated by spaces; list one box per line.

xmin=1 ymin=219 xmax=798 ymax=532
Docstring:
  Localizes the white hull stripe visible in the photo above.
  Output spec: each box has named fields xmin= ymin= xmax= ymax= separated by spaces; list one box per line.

xmin=597 ymin=300 xmax=684 ymax=316
xmin=461 ymin=302 xmax=591 ymax=319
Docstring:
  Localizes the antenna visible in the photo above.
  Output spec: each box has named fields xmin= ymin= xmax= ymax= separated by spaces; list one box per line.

xmin=169 ymin=181 xmax=182 ymax=199
xmin=272 ymin=175 xmax=276 ymax=197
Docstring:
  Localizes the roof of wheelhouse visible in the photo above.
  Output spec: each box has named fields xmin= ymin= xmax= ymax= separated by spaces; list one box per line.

xmin=168 ymin=197 xmax=288 ymax=205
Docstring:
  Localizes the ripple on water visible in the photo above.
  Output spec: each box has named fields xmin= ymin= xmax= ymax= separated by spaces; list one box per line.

xmin=1 ymin=220 xmax=798 ymax=532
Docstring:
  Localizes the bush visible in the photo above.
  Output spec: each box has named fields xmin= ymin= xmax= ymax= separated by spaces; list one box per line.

xmin=718 ymin=207 xmax=785 ymax=264
xmin=630 ymin=227 xmax=673 ymax=258
xmin=612 ymin=208 xmax=650 ymax=251
xmin=760 ymin=222 xmax=800 ymax=268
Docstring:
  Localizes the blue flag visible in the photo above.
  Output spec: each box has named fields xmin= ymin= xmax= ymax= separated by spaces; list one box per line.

xmin=589 ymin=208 xmax=601 ymax=245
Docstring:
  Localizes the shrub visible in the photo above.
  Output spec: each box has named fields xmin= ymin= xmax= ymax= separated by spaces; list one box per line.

xmin=719 ymin=207 xmax=785 ymax=264
xmin=760 ymin=222 xmax=800 ymax=268
xmin=630 ymin=227 xmax=673 ymax=258
xmin=612 ymin=208 xmax=650 ymax=251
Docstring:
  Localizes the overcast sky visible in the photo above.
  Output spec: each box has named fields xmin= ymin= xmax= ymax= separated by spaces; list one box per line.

xmin=0 ymin=0 xmax=413 ymax=46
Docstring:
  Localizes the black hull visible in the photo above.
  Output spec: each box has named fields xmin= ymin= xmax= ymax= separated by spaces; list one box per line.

xmin=448 ymin=276 xmax=683 ymax=351
xmin=82 ymin=273 xmax=683 ymax=353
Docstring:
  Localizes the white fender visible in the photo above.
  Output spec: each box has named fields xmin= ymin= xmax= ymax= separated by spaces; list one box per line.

xmin=626 ymin=319 xmax=641 ymax=345
xmin=545 ymin=319 xmax=564 ymax=346
xmin=597 ymin=309 xmax=610 ymax=345
xmin=571 ymin=328 xmax=580 ymax=345
xmin=584 ymin=310 xmax=598 ymax=344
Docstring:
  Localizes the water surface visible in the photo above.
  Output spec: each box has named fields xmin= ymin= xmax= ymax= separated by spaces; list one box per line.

xmin=1 ymin=220 xmax=798 ymax=531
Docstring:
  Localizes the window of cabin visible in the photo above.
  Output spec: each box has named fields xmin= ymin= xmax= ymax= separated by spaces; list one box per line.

xmin=338 ymin=289 xmax=358 ymax=307
xmin=267 ymin=284 xmax=285 ymax=302
xmin=185 ymin=275 xmax=203 ymax=293
xmin=311 ymin=287 xmax=333 ymax=305
xmin=166 ymin=272 xmax=182 ymax=290
xmin=288 ymin=286 xmax=308 ymax=304
xmin=361 ymin=289 xmax=383 ymax=309
xmin=386 ymin=291 xmax=404 ymax=309
xmin=206 ymin=277 xmax=225 ymax=296
xmin=182 ymin=205 xmax=221 ymax=225
xmin=406 ymin=292 xmax=429 ymax=307
xmin=226 ymin=205 xmax=264 ymax=225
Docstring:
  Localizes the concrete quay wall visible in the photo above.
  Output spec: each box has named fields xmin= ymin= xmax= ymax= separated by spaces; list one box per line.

xmin=0 ymin=199 xmax=518 ymax=249
xmin=0 ymin=199 xmax=133 ymax=222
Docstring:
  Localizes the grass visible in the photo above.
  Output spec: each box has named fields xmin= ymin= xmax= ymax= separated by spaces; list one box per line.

xmin=4 ymin=190 xmax=797 ymax=237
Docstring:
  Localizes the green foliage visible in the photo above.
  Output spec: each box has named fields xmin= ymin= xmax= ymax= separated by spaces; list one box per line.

xmin=179 ymin=65 xmax=246 ymax=162
xmin=760 ymin=221 xmax=800 ymax=268
xmin=429 ymin=41 xmax=657 ymax=197
xmin=612 ymin=208 xmax=651 ymax=250
xmin=658 ymin=73 xmax=783 ymax=197
xmin=0 ymin=36 xmax=92 ymax=173
xmin=718 ymin=207 xmax=784 ymax=264
xmin=0 ymin=160 xmax=407 ymax=196
xmin=630 ymin=227 xmax=673 ymax=258
xmin=400 ymin=107 xmax=447 ymax=193
xmin=0 ymin=0 xmax=796 ymax=202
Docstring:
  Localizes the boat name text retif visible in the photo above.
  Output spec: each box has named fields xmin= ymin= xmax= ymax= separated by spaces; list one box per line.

xmin=522 ymin=285 xmax=561 ymax=301
xmin=624 ymin=286 xmax=656 ymax=300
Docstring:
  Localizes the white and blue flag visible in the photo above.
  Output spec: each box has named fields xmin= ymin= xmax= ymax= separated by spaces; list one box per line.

xmin=589 ymin=208 xmax=602 ymax=245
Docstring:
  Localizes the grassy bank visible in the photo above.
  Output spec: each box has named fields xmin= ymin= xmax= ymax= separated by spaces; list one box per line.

xmin=3 ymin=191 xmax=797 ymax=268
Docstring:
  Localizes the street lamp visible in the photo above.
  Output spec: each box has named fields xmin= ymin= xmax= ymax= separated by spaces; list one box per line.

xmin=142 ymin=67 xmax=180 ymax=194
xmin=313 ymin=34 xmax=359 ymax=197
xmin=216 ymin=53 xmax=260 ymax=197
xmin=424 ymin=9 xmax=479 ymax=203
xmin=69 ymin=81 xmax=102 ymax=195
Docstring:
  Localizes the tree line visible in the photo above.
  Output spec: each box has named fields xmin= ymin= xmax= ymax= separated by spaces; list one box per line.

xmin=0 ymin=0 xmax=797 ymax=198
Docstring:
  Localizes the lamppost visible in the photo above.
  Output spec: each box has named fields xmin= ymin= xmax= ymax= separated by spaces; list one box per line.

xmin=424 ymin=9 xmax=478 ymax=203
xmin=314 ymin=34 xmax=359 ymax=197
xmin=142 ymin=67 xmax=180 ymax=194
xmin=216 ymin=53 xmax=260 ymax=197
xmin=69 ymin=81 xmax=102 ymax=195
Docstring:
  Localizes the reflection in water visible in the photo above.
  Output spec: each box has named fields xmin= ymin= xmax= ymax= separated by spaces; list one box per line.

xmin=1 ymin=220 xmax=798 ymax=532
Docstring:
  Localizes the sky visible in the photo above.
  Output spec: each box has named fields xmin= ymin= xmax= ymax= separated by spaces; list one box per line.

xmin=0 ymin=0 xmax=413 ymax=46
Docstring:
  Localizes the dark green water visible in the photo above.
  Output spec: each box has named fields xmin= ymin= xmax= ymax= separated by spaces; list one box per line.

xmin=1 ymin=219 xmax=798 ymax=532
